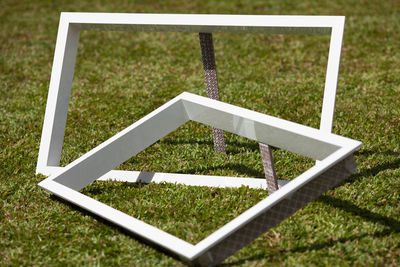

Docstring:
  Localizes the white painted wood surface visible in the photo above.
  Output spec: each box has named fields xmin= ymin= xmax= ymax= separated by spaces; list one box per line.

xmin=39 ymin=92 xmax=361 ymax=264
xmin=37 ymin=13 xmax=345 ymax=177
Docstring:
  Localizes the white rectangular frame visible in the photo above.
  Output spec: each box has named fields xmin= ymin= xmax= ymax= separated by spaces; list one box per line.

xmin=39 ymin=92 xmax=361 ymax=265
xmin=36 ymin=13 xmax=346 ymax=185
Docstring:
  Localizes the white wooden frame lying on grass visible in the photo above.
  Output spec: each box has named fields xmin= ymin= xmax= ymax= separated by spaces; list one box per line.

xmin=36 ymin=13 xmax=345 ymax=190
xmin=39 ymin=92 xmax=361 ymax=266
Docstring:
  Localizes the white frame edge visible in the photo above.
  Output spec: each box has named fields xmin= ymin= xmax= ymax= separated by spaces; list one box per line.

xmin=37 ymin=13 xmax=345 ymax=179
xmin=39 ymin=92 xmax=361 ymax=262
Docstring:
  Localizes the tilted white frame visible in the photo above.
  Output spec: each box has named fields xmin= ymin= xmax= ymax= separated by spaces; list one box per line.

xmin=36 ymin=13 xmax=345 ymax=189
xmin=39 ymin=92 xmax=361 ymax=265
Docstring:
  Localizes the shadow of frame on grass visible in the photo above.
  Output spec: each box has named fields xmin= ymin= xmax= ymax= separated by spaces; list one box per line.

xmin=342 ymin=150 xmax=400 ymax=185
xmin=221 ymin=195 xmax=400 ymax=266
xmin=221 ymin=150 xmax=400 ymax=265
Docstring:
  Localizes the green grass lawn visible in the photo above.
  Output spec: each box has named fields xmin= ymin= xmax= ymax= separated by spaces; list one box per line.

xmin=1 ymin=0 xmax=399 ymax=265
